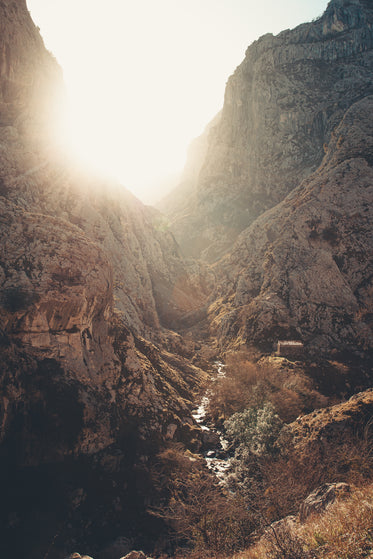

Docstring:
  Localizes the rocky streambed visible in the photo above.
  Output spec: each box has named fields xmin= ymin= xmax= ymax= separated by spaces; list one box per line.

xmin=192 ymin=361 xmax=232 ymax=481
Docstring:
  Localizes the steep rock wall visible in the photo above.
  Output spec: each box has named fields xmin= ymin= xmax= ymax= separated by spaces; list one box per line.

xmin=157 ymin=112 xmax=221 ymax=219
xmin=211 ymin=96 xmax=373 ymax=355
xmin=165 ymin=0 xmax=373 ymax=261
xmin=0 ymin=2 xmax=210 ymax=556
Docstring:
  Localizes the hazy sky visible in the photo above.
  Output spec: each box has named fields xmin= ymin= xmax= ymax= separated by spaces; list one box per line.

xmin=27 ymin=0 xmax=329 ymax=203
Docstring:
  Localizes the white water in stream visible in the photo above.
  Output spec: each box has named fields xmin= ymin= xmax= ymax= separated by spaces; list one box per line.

xmin=192 ymin=361 xmax=231 ymax=482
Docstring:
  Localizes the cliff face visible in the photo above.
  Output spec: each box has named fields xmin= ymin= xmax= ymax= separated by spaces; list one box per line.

xmin=0 ymin=2 xmax=210 ymax=556
xmin=0 ymin=130 xmax=212 ymax=339
xmin=157 ymin=112 xmax=221 ymax=219
xmin=164 ymin=0 xmax=373 ymax=262
xmin=211 ymin=95 xmax=373 ymax=355
xmin=0 ymin=0 xmax=211 ymax=339
xmin=0 ymin=0 xmax=62 ymax=135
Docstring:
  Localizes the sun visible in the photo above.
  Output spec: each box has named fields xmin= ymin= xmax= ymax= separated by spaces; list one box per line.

xmin=58 ymin=84 xmax=188 ymax=203
xmin=27 ymin=1 xmax=224 ymax=204
xmin=27 ymin=0 xmax=330 ymax=203
xmin=30 ymin=0 xmax=217 ymax=204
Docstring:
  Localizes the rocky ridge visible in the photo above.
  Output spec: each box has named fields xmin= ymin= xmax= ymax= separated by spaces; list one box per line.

xmin=163 ymin=0 xmax=373 ymax=262
xmin=291 ymin=387 xmax=373 ymax=449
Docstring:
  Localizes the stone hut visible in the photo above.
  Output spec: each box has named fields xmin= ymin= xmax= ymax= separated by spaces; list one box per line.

xmin=277 ymin=340 xmax=304 ymax=359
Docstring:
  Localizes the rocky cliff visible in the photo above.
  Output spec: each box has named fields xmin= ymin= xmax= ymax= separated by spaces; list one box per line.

xmin=159 ymin=0 xmax=373 ymax=357
xmin=157 ymin=112 xmax=221 ymax=220
xmin=0 ymin=123 xmax=212 ymax=340
xmin=211 ymin=95 xmax=373 ymax=355
xmin=0 ymin=2 xmax=211 ymax=557
xmin=164 ymin=0 xmax=373 ymax=262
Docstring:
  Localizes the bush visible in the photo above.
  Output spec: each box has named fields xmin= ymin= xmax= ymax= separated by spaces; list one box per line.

xmin=303 ymin=484 xmax=373 ymax=558
xmin=237 ymin=484 xmax=373 ymax=559
xmin=225 ymin=403 xmax=285 ymax=457
xmin=150 ymin=444 xmax=254 ymax=554
xmin=207 ymin=353 xmax=328 ymax=425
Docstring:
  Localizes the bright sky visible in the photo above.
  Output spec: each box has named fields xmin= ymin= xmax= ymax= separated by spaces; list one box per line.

xmin=27 ymin=0 xmax=329 ymax=204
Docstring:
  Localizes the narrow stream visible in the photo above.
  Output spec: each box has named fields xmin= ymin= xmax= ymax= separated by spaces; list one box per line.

xmin=192 ymin=361 xmax=231 ymax=482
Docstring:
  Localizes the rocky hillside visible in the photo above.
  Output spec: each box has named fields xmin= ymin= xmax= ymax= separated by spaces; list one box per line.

xmin=291 ymin=388 xmax=373 ymax=450
xmin=159 ymin=0 xmax=373 ymax=357
xmin=163 ymin=0 xmax=373 ymax=262
xmin=0 ymin=2 xmax=211 ymax=557
xmin=211 ymin=95 xmax=373 ymax=355
xmin=0 ymin=1 xmax=212 ymax=338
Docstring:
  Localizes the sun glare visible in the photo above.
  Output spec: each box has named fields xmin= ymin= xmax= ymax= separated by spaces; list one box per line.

xmin=61 ymin=92 xmax=187 ymax=201
xmin=27 ymin=0 xmax=329 ymax=204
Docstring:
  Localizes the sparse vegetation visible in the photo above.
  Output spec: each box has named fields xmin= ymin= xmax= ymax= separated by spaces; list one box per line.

xmin=152 ymin=351 xmax=373 ymax=559
xmin=150 ymin=444 xmax=254 ymax=555
xmin=207 ymin=351 xmax=328 ymax=425
xmin=236 ymin=483 xmax=373 ymax=559
xmin=153 ymin=422 xmax=373 ymax=558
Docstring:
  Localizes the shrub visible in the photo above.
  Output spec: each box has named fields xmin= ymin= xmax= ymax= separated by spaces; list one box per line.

xmin=161 ymin=469 xmax=253 ymax=553
xmin=302 ymin=484 xmax=373 ymax=558
xmin=150 ymin=444 xmax=254 ymax=554
xmin=207 ymin=353 xmax=328 ymax=425
xmin=225 ymin=403 xmax=285 ymax=457
xmin=237 ymin=483 xmax=373 ymax=559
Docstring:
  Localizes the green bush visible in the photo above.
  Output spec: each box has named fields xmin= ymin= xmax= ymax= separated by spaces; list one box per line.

xmin=225 ymin=402 xmax=284 ymax=457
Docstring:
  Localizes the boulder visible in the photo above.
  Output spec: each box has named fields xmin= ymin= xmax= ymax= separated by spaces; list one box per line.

xmin=120 ymin=552 xmax=148 ymax=559
xmin=299 ymin=482 xmax=350 ymax=522
xmin=201 ymin=429 xmax=221 ymax=450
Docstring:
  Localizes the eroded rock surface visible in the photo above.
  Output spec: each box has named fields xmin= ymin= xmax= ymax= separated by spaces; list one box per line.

xmin=290 ymin=388 xmax=373 ymax=448
xmin=299 ymin=482 xmax=350 ymax=522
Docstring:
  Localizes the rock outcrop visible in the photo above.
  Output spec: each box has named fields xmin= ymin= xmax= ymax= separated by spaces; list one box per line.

xmin=298 ymin=482 xmax=350 ymax=522
xmin=164 ymin=0 xmax=373 ymax=262
xmin=291 ymin=388 xmax=373 ymax=448
xmin=0 ymin=130 xmax=212 ymax=338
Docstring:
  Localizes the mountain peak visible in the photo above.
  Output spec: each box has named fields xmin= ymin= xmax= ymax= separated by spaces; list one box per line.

xmin=324 ymin=0 xmax=373 ymax=24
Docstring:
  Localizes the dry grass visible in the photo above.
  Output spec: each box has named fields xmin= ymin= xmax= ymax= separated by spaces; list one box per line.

xmin=303 ymin=484 xmax=373 ymax=558
xmin=151 ymin=444 xmax=254 ymax=555
xmin=225 ymin=484 xmax=373 ymax=559
xmin=153 ymin=353 xmax=373 ymax=559
xmin=207 ymin=352 xmax=328 ymax=425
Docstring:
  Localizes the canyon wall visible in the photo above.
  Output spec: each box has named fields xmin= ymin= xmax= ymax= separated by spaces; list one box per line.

xmin=0 ymin=2 xmax=210 ymax=557
xmin=164 ymin=0 xmax=373 ymax=262
xmin=211 ymin=95 xmax=373 ymax=355
xmin=162 ymin=0 xmax=373 ymax=357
